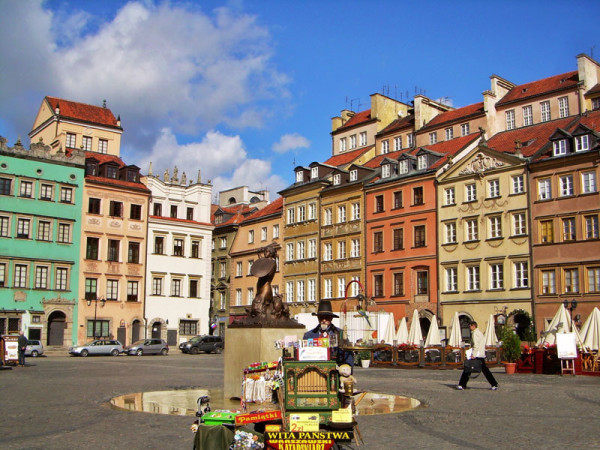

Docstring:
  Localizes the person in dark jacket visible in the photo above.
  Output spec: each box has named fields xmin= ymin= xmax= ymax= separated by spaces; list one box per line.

xmin=17 ymin=331 xmax=28 ymax=367
xmin=304 ymin=300 xmax=353 ymax=367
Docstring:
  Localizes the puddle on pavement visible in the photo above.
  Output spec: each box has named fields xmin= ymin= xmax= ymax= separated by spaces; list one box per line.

xmin=109 ymin=389 xmax=421 ymax=416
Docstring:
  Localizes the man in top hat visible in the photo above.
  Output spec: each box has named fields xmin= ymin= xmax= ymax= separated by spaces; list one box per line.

xmin=304 ymin=300 xmax=353 ymax=367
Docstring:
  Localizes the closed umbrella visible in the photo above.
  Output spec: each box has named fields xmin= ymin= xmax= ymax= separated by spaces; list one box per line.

xmin=407 ymin=309 xmax=423 ymax=346
xmin=382 ymin=313 xmax=396 ymax=344
xmin=425 ymin=315 xmax=441 ymax=346
xmin=395 ymin=317 xmax=409 ymax=344
xmin=537 ymin=304 xmax=571 ymax=346
xmin=580 ymin=307 xmax=600 ymax=351
xmin=484 ymin=314 xmax=498 ymax=346
xmin=448 ymin=312 xmax=462 ymax=347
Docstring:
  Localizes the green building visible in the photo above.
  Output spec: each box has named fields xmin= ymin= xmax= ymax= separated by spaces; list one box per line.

xmin=0 ymin=137 xmax=85 ymax=346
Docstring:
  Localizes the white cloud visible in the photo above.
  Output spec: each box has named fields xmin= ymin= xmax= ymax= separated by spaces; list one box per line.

xmin=272 ymin=133 xmax=311 ymax=154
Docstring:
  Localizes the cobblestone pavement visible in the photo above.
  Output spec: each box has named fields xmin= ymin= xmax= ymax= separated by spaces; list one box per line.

xmin=1 ymin=354 xmax=599 ymax=449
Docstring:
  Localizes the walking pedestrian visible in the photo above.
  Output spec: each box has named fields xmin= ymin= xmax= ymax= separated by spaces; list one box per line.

xmin=457 ymin=321 xmax=498 ymax=390
xmin=17 ymin=331 xmax=28 ymax=367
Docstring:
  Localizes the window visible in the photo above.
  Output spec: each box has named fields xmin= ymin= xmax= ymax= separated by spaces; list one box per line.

xmin=337 ymin=241 xmax=346 ymax=259
xmin=350 ymin=239 xmax=360 ymax=258
xmin=87 ymin=198 xmax=101 ymax=214
xmin=340 ymin=138 xmax=347 ymax=152
xmin=389 ymin=193 xmax=401 ymax=212
xmin=235 ymin=289 xmax=242 ymax=306
xmin=171 ymin=279 xmax=182 ymax=297
xmin=86 ymin=237 xmax=99 ymax=259
xmin=506 ymin=110 xmax=515 ymax=130
xmin=523 ymin=105 xmax=533 ymax=126
xmin=219 ymin=262 xmax=226 ymax=278
xmin=558 ymin=96 xmax=569 ymax=118
xmin=414 ymin=225 xmax=426 ymax=247
xmin=106 ymin=279 xmax=119 ymax=300
xmin=170 ymin=205 xmax=177 ymax=218
xmin=445 ymin=127 xmax=454 ymax=140
xmin=393 ymin=228 xmax=404 ymax=250
xmin=286 ymin=243 xmax=294 ymax=261
xmin=416 ymin=271 xmax=428 ymax=295
xmin=248 ymin=230 xmax=254 ymax=244
xmin=297 ymin=280 xmax=305 ymax=302
xmin=246 ymin=287 xmax=254 ymax=305
xmin=373 ymin=231 xmax=383 ymax=253
xmin=444 ymin=187 xmax=455 ymax=205
xmin=445 ymin=222 xmax=456 ymax=244
xmin=540 ymin=101 xmax=551 ymax=122
xmin=466 ymin=219 xmax=478 ymax=241
xmin=17 ymin=218 xmax=30 ymax=239
xmin=593 ymin=98 xmax=600 ymax=110
xmin=109 ymin=201 xmax=122 ymax=217
xmin=394 ymin=136 xmax=402 ymax=151
xmin=351 ymin=202 xmax=360 ymax=220
xmin=564 ymin=268 xmax=578 ymax=293
xmin=295 ymin=171 xmax=304 ymax=183
xmin=66 ymin=133 xmax=76 ymax=148
xmin=461 ymin=123 xmax=470 ymax=136
xmin=126 ymin=281 xmax=138 ymax=301
xmin=107 ymin=240 xmax=120 ymax=261
xmin=85 ymin=160 xmax=98 ymax=176
xmin=324 ymin=208 xmax=332 ymax=225
xmin=407 ymin=133 xmax=414 ymax=147
xmin=308 ymin=279 xmax=316 ymax=302
xmin=381 ymin=164 xmax=391 ymax=178
xmin=286 ymin=281 xmax=294 ymax=302
xmin=373 ymin=274 xmax=383 ymax=297
xmin=373 ymin=195 xmax=384 ymax=213
xmin=575 ymin=135 xmax=590 ymax=152
xmin=393 ymin=272 xmax=404 ymax=296
xmin=585 ymin=215 xmax=599 ymax=239
xmin=360 ymin=131 xmax=367 ymax=146
xmin=553 ymin=139 xmax=567 ymax=156
xmin=513 ymin=213 xmax=526 ymax=236
xmin=349 ymin=135 xmax=356 ymax=149
xmin=514 ymin=262 xmax=529 ymax=288
xmin=311 ymin=167 xmax=318 ymax=179
xmin=98 ymin=139 xmax=108 ymax=154
xmin=130 ymin=204 xmax=142 ymax=220
xmin=490 ymin=264 xmax=504 ymax=289
xmin=512 ymin=175 xmax=524 ymax=194
xmin=540 ymin=220 xmax=554 ymax=243
xmin=413 ymin=187 xmax=424 ymax=205
xmin=538 ymin=179 xmax=552 ymax=200
xmin=152 ymin=277 xmax=163 ymax=296
xmin=19 ymin=180 xmax=32 ymax=198
xmin=489 ymin=216 xmax=502 ymax=239
xmin=85 ymin=278 xmax=98 ymax=300
xmin=399 ymin=160 xmax=408 ymax=174
xmin=273 ymin=224 xmax=279 ymax=239
xmin=429 ymin=132 xmax=437 ymax=145
xmin=446 ymin=267 xmax=457 ymax=292
xmin=154 ymin=236 xmax=164 ymax=254
xmin=541 ymin=270 xmax=556 ymax=294
xmin=40 ymin=184 xmax=53 ymax=201
xmin=582 ymin=172 xmax=597 ymax=193
xmin=219 ymin=237 xmax=226 ymax=248
xmin=588 ymin=268 xmax=600 ymax=292
xmin=14 ymin=264 xmax=28 ymax=288
xmin=465 ymin=184 xmax=477 ymax=202
xmin=0 ymin=177 xmax=12 ymax=195
xmin=287 ymin=207 xmax=295 ymax=224
xmin=153 ymin=203 xmax=162 ymax=216
xmin=560 ymin=175 xmax=573 ymax=196
xmin=259 ymin=227 xmax=267 ymax=242
xmin=60 ymin=187 xmax=73 ymax=203
xmin=57 ymin=223 xmax=70 ymax=243
xmin=417 ymin=155 xmax=427 ymax=170
xmin=298 ymin=205 xmax=307 ymax=224
xmin=466 ymin=266 xmax=480 ymax=291
xmin=128 ymin=242 xmax=140 ymax=263
xmin=324 ymin=279 xmax=332 ymax=299
xmin=337 ymin=205 xmax=346 ymax=223
xmin=179 ymin=320 xmax=198 ymax=336
xmin=562 ymin=218 xmax=576 ymax=241
xmin=323 ymin=243 xmax=332 ymax=261
xmin=297 ymin=241 xmax=305 ymax=259
xmin=37 ymin=221 xmax=51 ymax=241
xmin=488 ymin=179 xmax=500 ymax=198
xmin=236 ymin=262 xmax=242 ymax=277
xmin=0 ymin=216 xmax=8 ymax=237
xmin=82 ymin=136 xmax=92 ymax=151
xmin=35 ymin=266 xmax=49 ymax=289
xmin=349 ymin=169 xmax=358 ymax=182
xmin=381 ymin=140 xmax=389 ymax=154
xmin=87 ymin=319 xmax=109 ymax=338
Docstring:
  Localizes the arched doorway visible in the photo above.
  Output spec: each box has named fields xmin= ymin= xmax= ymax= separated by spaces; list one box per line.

xmin=132 ymin=320 xmax=141 ymax=343
xmin=151 ymin=321 xmax=162 ymax=339
xmin=419 ymin=317 xmax=431 ymax=340
xmin=458 ymin=314 xmax=473 ymax=344
xmin=47 ymin=311 xmax=66 ymax=346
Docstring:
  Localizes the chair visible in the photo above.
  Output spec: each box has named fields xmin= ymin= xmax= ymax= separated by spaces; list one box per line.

xmin=593 ymin=352 xmax=600 ymax=372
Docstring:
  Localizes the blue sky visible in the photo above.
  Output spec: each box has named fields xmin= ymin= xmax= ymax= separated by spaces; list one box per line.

xmin=1 ymin=0 xmax=598 ymax=199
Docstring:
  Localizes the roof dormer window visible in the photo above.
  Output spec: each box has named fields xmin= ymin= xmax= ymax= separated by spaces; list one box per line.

xmin=106 ymin=166 xmax=118 ymax=179
xmin=399 ymin=160 xmax=408 ymax=174
xmin=417 ymin=154 xmax=428 ymax=170
xmin=333 ymin=174 xmax=341 ymax=185
xmin=85 ymin=160 xmax=98 ymax=176
xmin=296 ymin=171 xmax=304 ymax=183
xmin=575 ymin=135 xmax=590 ymax=152
xmin=381 ymin=164 xmax=391 ymax=178
xmin=349 ymin=169 xmax=358 ymax=182
xmin=311 ymin=167 xmax=318 ymax=179
xmin=126 ymin=169 xmax=139 ymax=183
xmin=553 ymin=139 xmax=567 ymax=156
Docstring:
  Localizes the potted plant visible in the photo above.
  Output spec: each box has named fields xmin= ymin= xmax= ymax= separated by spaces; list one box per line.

xmin=357 ymin=350 xmax=371 ymax=368
xmin=500 ymin=327 xmax=522 ymax=374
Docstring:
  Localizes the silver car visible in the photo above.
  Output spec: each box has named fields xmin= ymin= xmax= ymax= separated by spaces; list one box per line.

xmin=124 ymin=339 xmax=169 ymax=356
xmin=25 ymin=340 xmax=44 ymax=357
xmin=69 ymin=340 xmax=123 ymax=357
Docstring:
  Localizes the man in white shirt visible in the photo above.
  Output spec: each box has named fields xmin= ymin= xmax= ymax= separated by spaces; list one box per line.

xmin=457 ymin=321 xmax=498 ymax=390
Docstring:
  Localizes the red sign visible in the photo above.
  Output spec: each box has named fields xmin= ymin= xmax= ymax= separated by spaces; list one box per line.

xmin=234 ymin=410 xmax=282 ymax=426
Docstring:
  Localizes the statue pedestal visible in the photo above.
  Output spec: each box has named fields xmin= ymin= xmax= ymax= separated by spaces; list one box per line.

xmin=224 ymin=326 xmax=306 ymax=400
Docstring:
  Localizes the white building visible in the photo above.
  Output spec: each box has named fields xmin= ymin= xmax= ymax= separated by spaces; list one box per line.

xmin=143 ymin=167 xmax=213 ymax=345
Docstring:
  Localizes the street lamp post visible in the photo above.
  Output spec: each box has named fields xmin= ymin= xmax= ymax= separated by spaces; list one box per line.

xmin=87 ymin=297 xmax=106 ymax=338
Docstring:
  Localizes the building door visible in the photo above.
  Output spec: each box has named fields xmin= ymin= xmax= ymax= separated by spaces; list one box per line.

xmin=117 ymin=327 xmax=126 ymax=345
xmin=167 ymin=329 xmax=177 ymax=346
xmin=151 ymin=321 xmax=161 ymax=339
xmin=47 ymin=311 xmax=66 ymax=346
xmin=131 ymin=320 xmax=141 ymax=343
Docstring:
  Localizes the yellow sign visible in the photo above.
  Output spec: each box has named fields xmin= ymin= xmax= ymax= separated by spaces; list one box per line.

xmin=288 ymin=413 xmax=320 ymax=432
xmin=331 ymin=406 xmax=352 ymax=423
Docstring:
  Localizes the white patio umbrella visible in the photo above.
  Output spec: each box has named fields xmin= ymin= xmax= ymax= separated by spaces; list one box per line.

xmin=483 ymin=314 xmax=498 ymax=346
xmin=448 ymin=312 xmax=462 ymax=347
xmin=395 ymin=317 xmax=409 ymax=344
xmin=537 ymin=304 xmax=571 ymax=346
xmin=382 ymin=313 xmax=396 ymax=344
xmin=407 ymin=309 xmax=423 ymax=346
xmin=424 ymin=315 xmax=441 ymax=347
xmin=580 ymin=307 xmax=600 ymax=351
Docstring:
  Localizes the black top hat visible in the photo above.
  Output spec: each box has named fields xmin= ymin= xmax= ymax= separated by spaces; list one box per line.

xmin=312 ymin=300 xmax=339 ymax=318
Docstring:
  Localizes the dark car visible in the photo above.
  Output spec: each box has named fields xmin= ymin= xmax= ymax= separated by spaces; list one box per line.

xmin=179 ymin=335 xmax=224 ymax=354
xmin=124 ymin=339 xmax=169 ymax=356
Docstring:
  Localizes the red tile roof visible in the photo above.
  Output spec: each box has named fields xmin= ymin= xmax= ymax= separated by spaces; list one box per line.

xmin=212 ymin=204 xmax=257 ymax=227
xmin=86 ymin=151 xmax=125 ymax=167
xmin=496 ymin=71 xmax=578 ymax=106
xmin=243 ymin=197 xmax=283 ymax=222
xmin=363 ymin=148 xmax=413 ymax=169
xmin=578 ymin=109 xmax=600 ymax=129
xmin=336 ymin=109 xmax=372 ymax=130
xmin=85 ymin=152 xmax=149 ymax=192
xmin=46 ymin=96 xmax=121 ymax=128
xmin=420 ymin=102 xmax=484 ymax=130
xmin=324 ymin=146 xmax=373 ymax=167
xmin=585 ymin=83 xmax=600 ymax=96
xmin=379 ymin=114 xmax=414 ymax=134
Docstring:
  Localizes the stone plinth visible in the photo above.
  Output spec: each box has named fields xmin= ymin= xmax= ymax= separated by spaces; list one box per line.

xmin=224 ymin=326 xmax=305 ymax=400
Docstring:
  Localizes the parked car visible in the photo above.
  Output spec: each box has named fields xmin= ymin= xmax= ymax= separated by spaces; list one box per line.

xmin=69 ymin=340 xmax=123 ymax=357
xmin=179 ymin=335 xmax=224 ymax=354
xmin=25 ymin=340 xmax=44 ymax=357
xmin=124 ymin=339 xmax=168 ymax=356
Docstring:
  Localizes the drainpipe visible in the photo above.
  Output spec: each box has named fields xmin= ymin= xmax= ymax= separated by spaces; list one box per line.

xmin=143 ymin=190 xmax=151 ymax=340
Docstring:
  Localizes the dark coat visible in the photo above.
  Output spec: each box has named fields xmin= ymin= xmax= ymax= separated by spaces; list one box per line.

xmin=304 ymin=324 xmax=354 ymax=367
